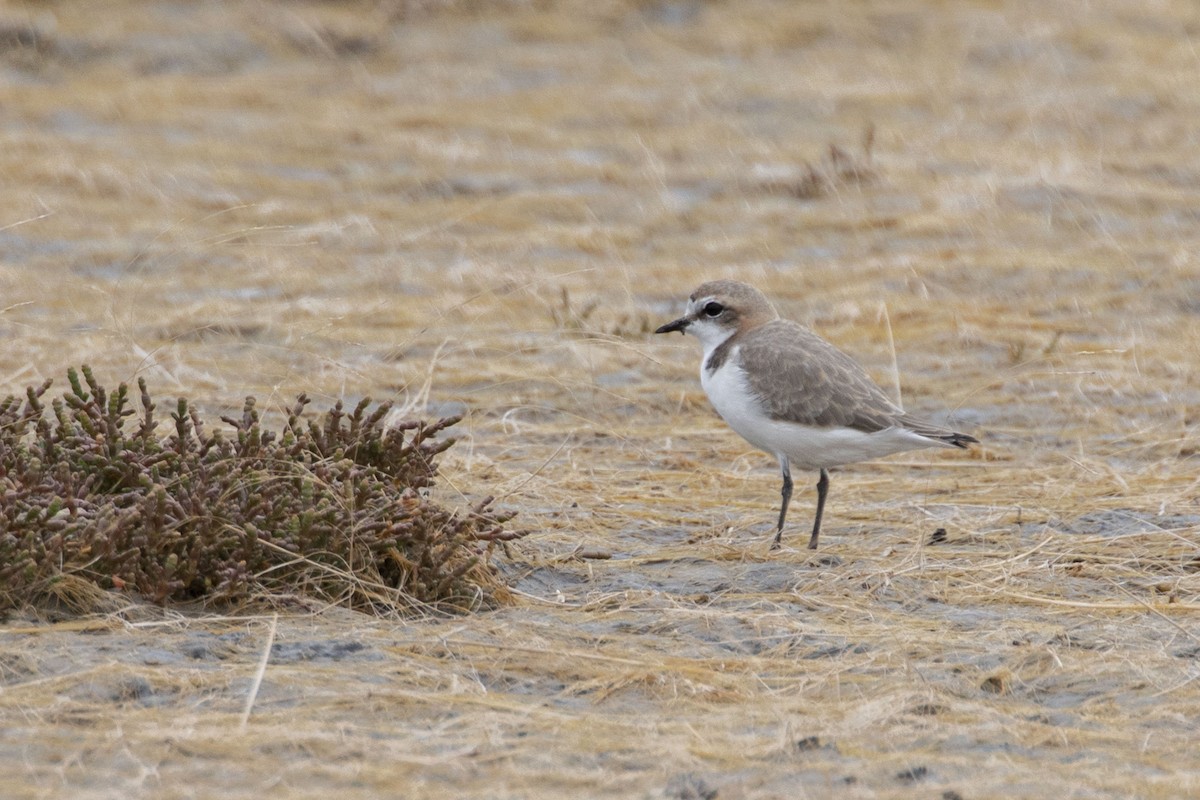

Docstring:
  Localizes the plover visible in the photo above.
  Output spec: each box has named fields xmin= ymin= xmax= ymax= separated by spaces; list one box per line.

xmin=655 ymin=279 xmax=977 ymax=550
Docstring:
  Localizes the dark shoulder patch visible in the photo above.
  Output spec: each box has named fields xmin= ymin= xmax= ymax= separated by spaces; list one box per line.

xmin=704 ymin=337 xmax=737 ymax=373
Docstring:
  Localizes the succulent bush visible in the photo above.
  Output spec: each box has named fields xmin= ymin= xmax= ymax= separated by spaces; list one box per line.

xmin=0 ymin=366 xmax=521 ymax=614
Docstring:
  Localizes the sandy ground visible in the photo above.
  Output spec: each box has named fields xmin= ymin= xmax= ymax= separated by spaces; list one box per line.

xmin=1 ymin=0 xmax=1200 ymax=797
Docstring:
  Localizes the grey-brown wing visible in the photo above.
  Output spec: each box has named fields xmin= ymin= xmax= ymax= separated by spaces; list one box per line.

xmin=736 ymin=321 xmax=904 ymax=433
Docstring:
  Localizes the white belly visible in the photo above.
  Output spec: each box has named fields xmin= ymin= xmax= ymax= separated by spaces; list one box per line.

xmin=700 ymin=352 xmax=942 ymax=470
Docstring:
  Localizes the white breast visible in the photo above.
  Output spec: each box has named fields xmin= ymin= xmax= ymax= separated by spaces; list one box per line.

xmin=701 ymin=346 xmax=946 ymax=471
xmin=700 ymin=347 xmax=776 ymax=451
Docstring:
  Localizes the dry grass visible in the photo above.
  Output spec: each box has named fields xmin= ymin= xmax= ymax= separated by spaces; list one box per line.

xmin=1 ymin=0 xmax=1199 ymax=797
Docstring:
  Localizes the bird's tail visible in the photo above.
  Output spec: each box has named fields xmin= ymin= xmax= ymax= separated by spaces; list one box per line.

xmin=900 ymin=414 xmax=978 ymax=449
xmin=939 ymin=431 xmax=979 ymax=449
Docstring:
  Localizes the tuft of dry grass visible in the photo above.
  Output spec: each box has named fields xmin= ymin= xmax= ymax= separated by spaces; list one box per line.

xmin=754 ymin=125 xmax=878 ymax=200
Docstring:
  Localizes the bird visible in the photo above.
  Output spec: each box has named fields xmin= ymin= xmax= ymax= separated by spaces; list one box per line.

xmin=655 ymin=279 xmax=977 ymax=550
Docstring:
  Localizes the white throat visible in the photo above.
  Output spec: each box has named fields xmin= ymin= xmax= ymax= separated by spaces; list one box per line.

xmin=687 ymin=319 xmax=738 ymax=363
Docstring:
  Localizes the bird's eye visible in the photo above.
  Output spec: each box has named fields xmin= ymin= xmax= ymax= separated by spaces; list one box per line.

xmin=703 ymin=301 xmax=724 ymax=317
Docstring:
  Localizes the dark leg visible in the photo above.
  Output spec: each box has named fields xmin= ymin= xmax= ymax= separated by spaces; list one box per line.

xmin=771 ymin=458 xmax=792 ymax=549
xmin=807 ymin=468 xmax=830 ymax=550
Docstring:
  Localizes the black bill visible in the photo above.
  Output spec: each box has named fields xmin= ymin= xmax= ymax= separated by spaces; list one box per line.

xmin=655 ymin=317 xmax=689 ymax=335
